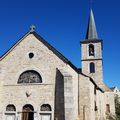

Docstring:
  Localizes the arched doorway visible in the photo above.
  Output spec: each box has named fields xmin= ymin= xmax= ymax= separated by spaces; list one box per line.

xmin=22 ymin=104 xmax=34 ymax=120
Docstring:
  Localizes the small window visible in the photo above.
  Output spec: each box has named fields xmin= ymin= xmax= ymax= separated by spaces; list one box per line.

xmin=106 ymin=104 xmax=110 ymax=113
xmin=94 ymin=86 xmax=96 ymax=95
xmin=29 ymin=52 xmax=34 ymax=59
xmin=6 ymin=105 xmax=16 ymax=111
xmin=94 ymin=101 xmax=97 ymax=111
xmin=89 ymin=44 xmax=94 ymax=56
xmin=41 ymin=104 xmax=52 ymax=111
xmin=90 ymin=62 xmax=95 ymax=73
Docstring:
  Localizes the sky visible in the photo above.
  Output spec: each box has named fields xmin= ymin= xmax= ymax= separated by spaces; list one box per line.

xmin=0 ymin=0 xmax=120 ymax=88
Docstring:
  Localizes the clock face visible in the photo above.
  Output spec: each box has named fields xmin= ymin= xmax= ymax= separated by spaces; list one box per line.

xmin=18 ymin=70 xmax=42 ymax=83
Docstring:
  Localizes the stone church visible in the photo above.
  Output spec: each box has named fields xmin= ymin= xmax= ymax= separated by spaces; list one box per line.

xmin=0 ymin=10 xmax=115 ymax=120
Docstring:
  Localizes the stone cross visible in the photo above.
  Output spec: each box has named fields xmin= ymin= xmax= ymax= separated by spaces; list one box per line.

xmin=30 ymin=25 xmax=36 ymax=32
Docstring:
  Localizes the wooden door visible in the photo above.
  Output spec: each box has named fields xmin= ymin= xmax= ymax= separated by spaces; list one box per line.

xmin=22 ymin=105 xmax=34 ymax=120
xmin=22 ymin=112 xmax=29 ymax=120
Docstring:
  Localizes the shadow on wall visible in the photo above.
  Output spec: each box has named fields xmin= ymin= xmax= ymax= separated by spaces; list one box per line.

xmin=54 ymin=69 xmax=65 ymax=120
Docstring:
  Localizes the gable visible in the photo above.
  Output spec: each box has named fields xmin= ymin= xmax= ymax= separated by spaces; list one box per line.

xmin=0 ymin=31 xmax=78 ymax=73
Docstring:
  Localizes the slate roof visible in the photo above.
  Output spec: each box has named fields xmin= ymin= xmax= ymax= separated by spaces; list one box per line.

xmin=86 ymin=9 xmax=98 ymax=40
xmin=98 ymin=82 xmax=112 ymax=92
xmin=110 ymin=87 xmax=117 ymax=91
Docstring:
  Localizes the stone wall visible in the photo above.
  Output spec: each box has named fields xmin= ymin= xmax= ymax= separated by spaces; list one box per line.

xmin=0 ymin=32 xmax=116 ymax=120
xmin=82 ymin=60 xmax=103 ymax=85
xmin=0 ymin=33 xmax=79 ymax=120
xmin=105 ymin=92 xmax=115 ymax=116
xmin=78 ymin=74 xmax=96 ymax=120
xmin=96 ymin=90 xmax=106 ymax=120
xmin=81 ymin=42 xmax=102 ymax=61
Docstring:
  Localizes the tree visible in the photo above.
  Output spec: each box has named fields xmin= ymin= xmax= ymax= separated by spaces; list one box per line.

xmin=115 ymin=95 xmax=120 ymax=120
xmin=106 ymin=94 xmax=120 ymax=120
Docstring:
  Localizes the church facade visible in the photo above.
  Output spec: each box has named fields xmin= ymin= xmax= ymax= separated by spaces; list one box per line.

xmin=0 ymin=10 xmax=115 ymax=120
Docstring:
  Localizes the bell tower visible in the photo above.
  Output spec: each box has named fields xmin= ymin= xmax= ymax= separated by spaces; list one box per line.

xmin=81 ymin=10 xmax=103 ymax=84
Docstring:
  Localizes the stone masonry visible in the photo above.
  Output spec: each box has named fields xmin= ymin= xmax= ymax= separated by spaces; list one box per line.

xmin=0 ymin=9 xmax=116 ymax=120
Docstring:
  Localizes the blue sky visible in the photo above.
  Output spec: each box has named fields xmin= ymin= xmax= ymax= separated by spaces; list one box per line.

xmin=0 ymin=0 xmax=120 ymax=88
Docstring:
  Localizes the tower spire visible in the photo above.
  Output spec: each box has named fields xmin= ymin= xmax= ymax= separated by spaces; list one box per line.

xmin=86 ymin=9 xmax=98 ymax=40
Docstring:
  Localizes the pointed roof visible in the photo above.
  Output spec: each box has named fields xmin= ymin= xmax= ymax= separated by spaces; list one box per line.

xmin=0 ymin=30 xmax=78 ymax=72
xmin=86 ymin=9 xmax=98 ymax=40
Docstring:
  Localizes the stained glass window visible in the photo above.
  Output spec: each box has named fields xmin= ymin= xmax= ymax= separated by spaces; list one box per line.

xmin=41 ymin=104 xmax=51 ymax=111
xmin=6 ymin=105 xmax=16 ymax=111
xmin=18 ymin=70 xmax=42 ymax=83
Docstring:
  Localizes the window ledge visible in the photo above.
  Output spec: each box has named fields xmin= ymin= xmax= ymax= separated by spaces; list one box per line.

xmin=3 ymin=83 xmax=53 ymax=86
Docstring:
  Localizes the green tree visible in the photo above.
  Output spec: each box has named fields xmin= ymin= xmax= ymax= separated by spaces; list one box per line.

xmin=115 ymin=95 xmax=120 ymax=120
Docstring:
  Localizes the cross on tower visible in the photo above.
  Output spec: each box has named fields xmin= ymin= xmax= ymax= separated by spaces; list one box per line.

xmin=30 ymin=25 xmax=36 ymax=32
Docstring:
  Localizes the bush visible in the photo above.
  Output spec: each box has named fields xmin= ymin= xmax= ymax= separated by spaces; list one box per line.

xmin=115 ymin=95 xmax=120 ymax=119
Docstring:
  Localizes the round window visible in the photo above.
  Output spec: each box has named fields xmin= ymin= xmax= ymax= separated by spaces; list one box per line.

xmin=29 ymin=53 xmax=34 ymax=59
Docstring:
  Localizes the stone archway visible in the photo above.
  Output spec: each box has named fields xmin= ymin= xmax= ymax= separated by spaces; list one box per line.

xmin=22 ymin=104 xmax=34 ymax=120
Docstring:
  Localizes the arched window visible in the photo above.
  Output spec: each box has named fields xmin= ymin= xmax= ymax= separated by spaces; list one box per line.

xmin=18 ymin=70 xmax=42 ymax=84
xmin=41 ymin=104 xmax=52 ymax=111
xmin=23 ymin=104 xmax=34 ymax=112
xmin=89 ymin=44 xmax=94 ymax=56
xmin=90 ymin=62 xmax=95 ymax=73
xmin=6 ymin=104 xmax=16 ymax=111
